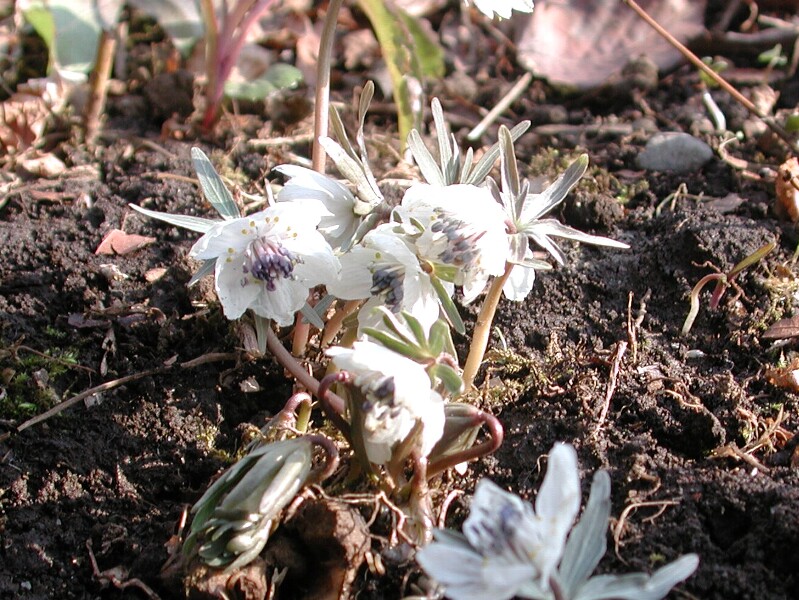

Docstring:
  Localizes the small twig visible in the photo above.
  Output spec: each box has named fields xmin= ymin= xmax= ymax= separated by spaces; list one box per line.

xmin=87 ymin=540 xmax=161 ymax=599
xmin=84 ymin=29 xmax=117 ymax=145
xmin=467 ymin=72 xmax=532 ymax=141
xmin=623 ymin=0 xmax=797 ymax=150
xmin=590 ymin=341 xmax=628 ymax=438
xmin=612 ymin=499 xmax=679 ymax=562
xmin=16 ymin=353 xmax=241 ymax=433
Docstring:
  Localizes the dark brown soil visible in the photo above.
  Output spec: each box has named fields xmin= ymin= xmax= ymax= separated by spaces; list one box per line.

xmin=2 ymin=3 xmax=799 ymax=600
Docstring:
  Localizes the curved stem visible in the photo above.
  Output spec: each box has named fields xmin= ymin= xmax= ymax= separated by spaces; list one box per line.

xmin=681 ymin=273 xmax=724 ymax=336
xmin=427 ymin=409 xmax=504 ymax=479
xmin=312 ymin=0 xmax=346 ymax=173
xmin=275 ymin=392 xmax=312 ymax=433
xmin=461 ymin=262 xmax=513 ymax=389
xmin=317 ymin=372 xmax=352 ymax=443
xmin=306 ymin=433 xmax=340 ymax=483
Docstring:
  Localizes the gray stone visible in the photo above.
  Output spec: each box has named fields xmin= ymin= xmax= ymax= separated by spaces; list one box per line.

xmin=636 ymin=132 xmax=714 ymax=173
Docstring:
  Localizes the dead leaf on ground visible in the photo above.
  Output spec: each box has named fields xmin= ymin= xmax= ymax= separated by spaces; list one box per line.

xmin=95 ymin=229 xmax=156 ymax=255
xmin=763 ymin=315 xmax=799 ymax=340
xmin=516 ymin=0 xmax=706 ymax=90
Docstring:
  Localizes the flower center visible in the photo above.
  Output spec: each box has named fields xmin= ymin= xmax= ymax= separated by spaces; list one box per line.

xmin=243 ymin=238 xmax=300 ymax=291
xmin=429 ymin=213 xmax=484 ymax=270
xmin=358 ymin=375 xmax=404 ymax=423
xmin=371 ymin=265 xmax=405 ymax=310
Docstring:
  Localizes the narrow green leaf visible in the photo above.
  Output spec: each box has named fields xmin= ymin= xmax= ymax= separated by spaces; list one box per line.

xmin=429 ymin=363 xmax=464 ymax=396
xmin=363 ymin=327 xmax=428 ymax=361
xmin=431 ymin=276 xmax=465 ymax=335
xmin=188 ymin=258 xmax=217 ymax=287
xmin=191 ymin=148 xmax=241 ymax=219
xmin=299 ymin=302 xmax=325 ymax=329
xmin=129 ymin=203 xmax=218 ymax=233
xmin=466 ymin=120 xmax=530 ymax=185
xmin=408 ymin=129 xmax=445 ymax=186
xmin=429 ymin=319 xmax=456 ymax=357
xmin=402 ymin=311 xmax=428 ymax=347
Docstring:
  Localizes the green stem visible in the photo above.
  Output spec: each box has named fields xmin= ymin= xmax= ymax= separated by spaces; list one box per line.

xmin=461 ymin=263 xmax=513 ymax=389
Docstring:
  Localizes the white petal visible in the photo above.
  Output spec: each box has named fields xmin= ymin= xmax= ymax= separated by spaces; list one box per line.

xmin=503 ymin=264 xmax=536 ymax=301
xmin=418 ymin=540 xmax=536 ymax=600
xmin=249 ymin=278 xmax=309 ymax=326
xmin=327 ymin=246 xmax=377 ymax=299
xmin=214 ymin=254 xmax=262 ymax=320
xmin=190 ymin=216 xmax=257 ymax=260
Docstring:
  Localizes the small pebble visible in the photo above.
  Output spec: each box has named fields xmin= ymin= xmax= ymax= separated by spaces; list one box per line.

xmin=636 ymin=132 xmax=713 ymax=173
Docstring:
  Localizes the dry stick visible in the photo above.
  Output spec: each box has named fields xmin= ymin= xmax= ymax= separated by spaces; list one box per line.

xmin=467 ymin=72 xmax=533 ymax=141
xmin=83 ymin=30 xmax=117 ymax=145
xmin=15 ymin=352 xmax=241 ymax=433
xmin=623 ymin=0 xmax=797 ymax=150
xmin=312 ymin=0 xmax=346 ymax=174
xmin=461 ymin=262 xmax=513 ymax=390
xmin=590 ymin=340 xmax=628 ymax=439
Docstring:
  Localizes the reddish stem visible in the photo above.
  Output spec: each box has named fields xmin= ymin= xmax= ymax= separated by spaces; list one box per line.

xmin=427 ymin=409 xmax=504 ymax=479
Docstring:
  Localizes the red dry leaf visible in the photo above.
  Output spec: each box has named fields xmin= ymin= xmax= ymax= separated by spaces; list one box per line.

xmin=763 ymin=316 xmax=799 ymax=340
xmin=95 ymin=229 xmax=156 ymax=255
xmin=516 ymin=0 xmax=706 ymax=90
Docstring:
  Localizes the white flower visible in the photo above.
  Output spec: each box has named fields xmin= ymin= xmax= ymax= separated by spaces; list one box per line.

xmin=417 ymin=443 xmax=580 ymax=600
xmin=274 ymin=165 xmax=360 ymax=249
xmin=467 ymin=0 xmax=534 ymax=20
xmin=327 ymin=226 xmax=441 ymax=331
xmin=190 ymin=202 xmax=339 ymax=326
xmin=397 ymin=183 xmax=508 ymax=304
xmin=326 ymin=341 xmax=445 ymax=465
xmin=417 ymin=443 xmax=700 ymax=600
xmin=500 ymin=155 xmax=629 ymax=301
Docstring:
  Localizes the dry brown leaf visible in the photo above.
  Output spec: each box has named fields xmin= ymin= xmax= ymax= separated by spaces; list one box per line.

xmin=763 ymin=315 xmax=799 ymax=340
xmin=516 ymin=0 xmax=706 ymax=90
xmin=95 ymin=229 xmax=156 ymax=255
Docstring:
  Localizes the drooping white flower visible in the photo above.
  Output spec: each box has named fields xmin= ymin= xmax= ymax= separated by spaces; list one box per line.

xmin=418 ymin=443 xmax=580 ymax=600
xmin=397 ymin=183 xmax=508 ymax=304
xmin=190 ymin=202 xmax=339 ymax=326
xmin=327 ymin=341 xmax=445 ymax=465
xmin=327 ymin=226 xmax=441 ymax=331
xmin=274 ymin=165 xmax=360 ymax=249
xmin=467 ymin=0 xmax=534 ymax=20
xmin=498 ymin=154 xmax=629 ymax=301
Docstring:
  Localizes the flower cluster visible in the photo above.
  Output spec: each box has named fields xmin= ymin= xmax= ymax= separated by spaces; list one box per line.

xmin=132 ymin=92 xmax=640 ymax=583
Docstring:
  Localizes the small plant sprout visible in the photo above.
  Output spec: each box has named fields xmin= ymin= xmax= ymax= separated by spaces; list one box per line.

xmin=198 ymin=0 xmax=280 ymax=129
xmin=184 ymin=433 xmax=338 ymax=571
xmin=681 ymin=240 xmax=776 ymax=336
xmin=465 ymin=0 xmax=535 ymax=20
xmin=417 ymin=443 xmax=699 ymax=600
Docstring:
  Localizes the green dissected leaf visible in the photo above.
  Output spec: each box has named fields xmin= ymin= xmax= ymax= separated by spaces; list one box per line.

xmin=428 ymin=363 xmax=464 ymax=396
xmin=191 ymin=148 xmax=241 ymax=219
xmin=224 ymin=64 xmax=303 ymax=101
xmin=357 ymin=0 xmax=444 ymax=150
xmin=363 ymin=327 xmax=429 ymax=361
